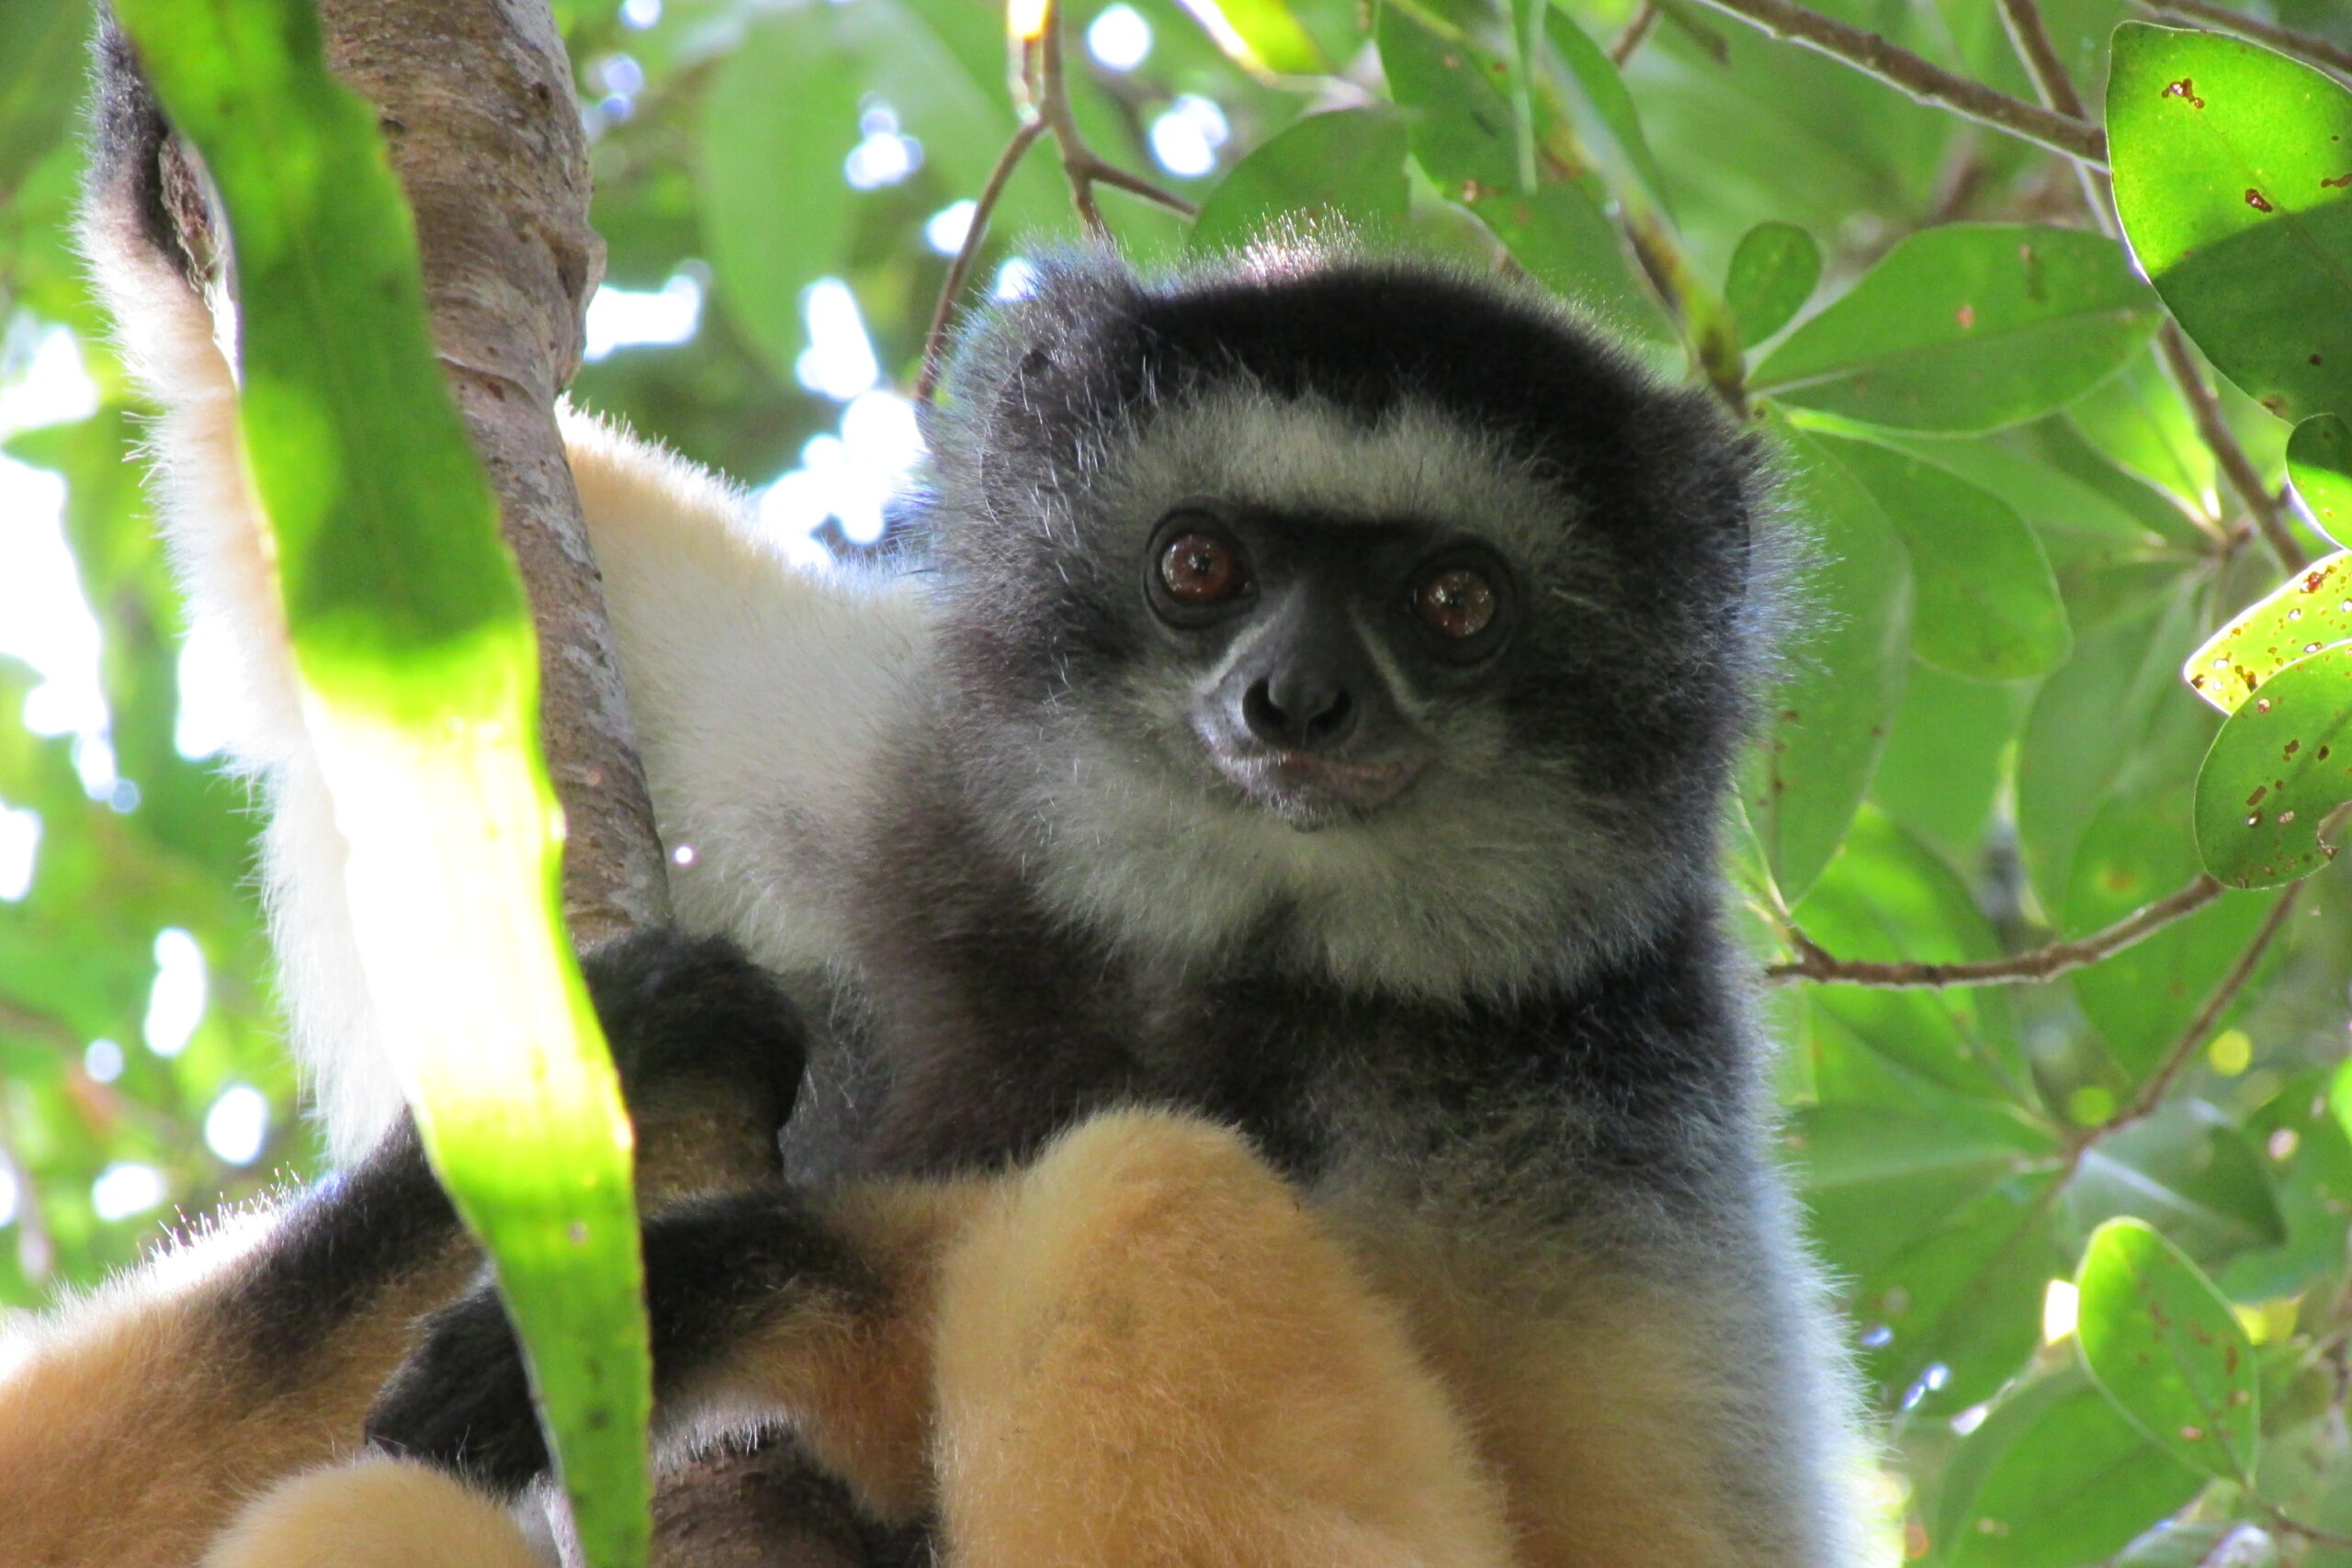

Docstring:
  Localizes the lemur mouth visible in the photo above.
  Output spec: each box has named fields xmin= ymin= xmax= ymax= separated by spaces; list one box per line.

xmin=1214 ymin=749 xmax=1425 ymax=824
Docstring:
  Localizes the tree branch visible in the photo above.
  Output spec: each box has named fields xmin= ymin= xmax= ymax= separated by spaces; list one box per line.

xmin=2143 ymin=0 xmax=2352 ymax=79
xmin=1681 ymin=0 xmax=2109 ymax=164
xmin=916 ymin=119 xmax=1046 ymax=406
xmin=1610 ymin=0 xmax=1664 ymax=66
xmin=1025 ymin=0 xmax=1197 ymax=238
xmin=1767 ymin=874 xmax=2225 ymax=987
xmin=317 ymin=0 xmax=671 ymax=944
xmin=2155 ymin=321 xmax=2309 ymax=572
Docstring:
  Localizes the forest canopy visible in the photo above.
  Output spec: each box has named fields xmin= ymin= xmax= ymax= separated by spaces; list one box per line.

xmin=3 ymin=0 xmax=2351 ymax=1562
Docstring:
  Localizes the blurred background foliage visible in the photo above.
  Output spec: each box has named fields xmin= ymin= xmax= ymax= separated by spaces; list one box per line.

xmin=4 ymin=0 xmax=2352 ymax=1560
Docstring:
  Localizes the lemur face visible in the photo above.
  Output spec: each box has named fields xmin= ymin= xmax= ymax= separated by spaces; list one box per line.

xmin=917 ymin=251 xmax=1776 ymax=984
xmin=1138 ymin=496 xmax=1514 ymax=828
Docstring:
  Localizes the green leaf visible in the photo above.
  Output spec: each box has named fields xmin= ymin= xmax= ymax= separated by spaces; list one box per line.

xmin=1466 ymin=183 xmax=1674 ymax=344
xmin=1532 ymin=6 xmax=1671 ymax=219
xmin=2108 ymin=23 xmax=2352 ymax=424
xmin=1869 ymin=661 xmax=2030 ymax=864
xmin=1807 ymin=434 xmax=2072 ymax=681
xmin=2193 ymin=644 xmax=2352 ymax=886
xmin=2289 ymin=413 xmax=2351 ymax=546
xmin=1751 ymin=224 xmax=2162 ymax=433
xmin=2222 ymin=1069 xmax=2352 ymax=1303
xmin=1795 ymin=1097 xmax=2053 ymax=1284
xmin=1851 ymin=1169 xmax=2061 ymax=1416
xmin=1191 ymin=108 xmax=1408 ymax=253
xmin=1740 ymin=422 xmax=1912 ymax=904
xmin=1724 ymin=220 xmax=1819 ymax=347
xmin=1939 ymin=1369 xmax=2205 ymax=1568
xmin=108 ymin=0 xmax=651 ymax=1562
xmin=2067 ymin=1102 xmax=2288 ymax=1265
xmin=1378 ymin=3 xmax=1522 ymax=198
xmin=2183 ymin=550 xmax=2352 ymax=715
xmin=2076 ymin=1217 xmax=2260 ymax=1482
xmin=699 ymin=7 xmax=867 ymax=378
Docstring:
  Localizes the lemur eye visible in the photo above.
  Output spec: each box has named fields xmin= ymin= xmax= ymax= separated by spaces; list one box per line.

xmin=1159 ymin=532 xmax=1246 ymax=605
xmin=1415 ymin=566 xmax=1498 ymax=639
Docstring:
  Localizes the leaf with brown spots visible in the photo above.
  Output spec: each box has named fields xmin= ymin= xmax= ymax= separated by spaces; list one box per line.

xmin=2076 ymin=1218 xmax=2260 ymax=1483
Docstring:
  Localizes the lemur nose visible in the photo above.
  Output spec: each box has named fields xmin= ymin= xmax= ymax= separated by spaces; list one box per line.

xmin=1243 ymin=675 xmax=1357 ymax=750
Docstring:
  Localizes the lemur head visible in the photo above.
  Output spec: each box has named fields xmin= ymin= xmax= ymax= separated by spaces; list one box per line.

xmin=918 ymin=247 xmax=1777 ymax=997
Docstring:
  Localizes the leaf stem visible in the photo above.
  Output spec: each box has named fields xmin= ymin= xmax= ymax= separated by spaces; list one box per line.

xmin=2119 ymin=880 xmax=2301 ymax=1123
xmin=1679 ymin=0 xmax=2109 ymax=164
xmin=916 ymin=118 xmax=1046 ymax=407
xmin=1768 ymin=874 xmax=2226 ymax=987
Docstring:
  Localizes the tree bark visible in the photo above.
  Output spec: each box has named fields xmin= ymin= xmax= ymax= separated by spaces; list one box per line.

xmin=315 ymin=0 xmax=671 ymax=943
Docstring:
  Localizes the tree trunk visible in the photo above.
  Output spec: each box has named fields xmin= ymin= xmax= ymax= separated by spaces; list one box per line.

xmin=315 ymin=0 xmax=669 ymax=944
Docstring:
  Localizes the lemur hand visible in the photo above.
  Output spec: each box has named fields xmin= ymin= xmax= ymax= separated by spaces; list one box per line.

xmin=368 ymin=1187 xmax=859 ymax=1494
xmin=583 ymin=928 xmax=809 ymax=1195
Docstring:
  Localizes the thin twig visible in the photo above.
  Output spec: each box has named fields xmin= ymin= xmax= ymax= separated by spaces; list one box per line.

xmin=1610 ymin=0 xmax=1664 ymax=65
xmin=1995 ymin=0 xmax=2088 ymax=118
xmin=1681 ymin=0 xmax=2108 ymax=164
xmin=916 ymin=119 xmax=1046 ymax=406
xmin=2156 ymin=321 xmax=2310 ymax=572
xmin=1033 ymin=0 xmax=1197 ymax=238
xmin=1767 ymin=874 xmax=2225 ymax=987
xmin=2143 ymin=0 xmax=2352 ymax=79
xmin=2120 ymin=880 xmax=2302 ymax=1124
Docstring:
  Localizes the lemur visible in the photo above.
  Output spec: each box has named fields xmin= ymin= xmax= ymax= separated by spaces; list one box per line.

xmin=5 ymin=27 xmax=1875 ymax=1568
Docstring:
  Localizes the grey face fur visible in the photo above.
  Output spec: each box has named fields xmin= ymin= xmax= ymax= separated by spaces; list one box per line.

xmin=910 ymin=250 xmax=1776 ymax=998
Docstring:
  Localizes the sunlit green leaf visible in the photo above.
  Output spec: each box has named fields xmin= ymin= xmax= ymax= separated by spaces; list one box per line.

xmin=2108 ymin=23 xmax=2352 ymax=424
xmin=1807 ymin=433 xmax=2072 ymax=681
xmin=2077 ymin=1217 xmax=2260 ymax=1481
xmin=1752 ymin=224 xmax=2161 ymax=433
xmin=1868 ymin=661 xmax=2029 ymax=864
xmin=1740 ymin=422 xmax=1912 ymax=904
xmin=1724 ymin=220 xmax=1819 ymax=348
xmin=1191 ymin=107 xmax=1408 ymax=252
xmin=2193 ymin=643 xmax=2352 ymax=886
xmin=2183 ymin=551 xmax=2352 ymax=715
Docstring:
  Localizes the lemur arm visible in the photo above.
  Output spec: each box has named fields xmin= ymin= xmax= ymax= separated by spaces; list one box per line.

xmin=0 ymin=932 xmax=806 ymax=1568
xmin=344 ymin=1110 xmax=1514 ymax=1568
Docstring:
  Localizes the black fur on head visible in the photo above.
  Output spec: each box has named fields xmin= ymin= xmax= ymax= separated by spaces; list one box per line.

xmin=908 ymin=244 xmax=1785 ymax=996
